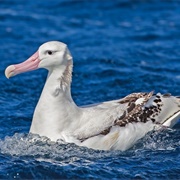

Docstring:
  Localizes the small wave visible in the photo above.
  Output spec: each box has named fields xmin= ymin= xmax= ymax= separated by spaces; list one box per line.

xmin=0 ymin=128 xmax=179 ymax=159
xmin=132 ymin=128 xmax=180 ymax=152
xmin=0 ymin=129 xmax=179 ymax=179
xmin=0 ymin=133 xmax=120 ymax=162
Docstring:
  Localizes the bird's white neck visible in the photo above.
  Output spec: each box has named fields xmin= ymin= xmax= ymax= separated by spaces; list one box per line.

xmin=45 ymin=61 xmax=73 ymax=101
xmin=30 ymin=60 xmax=80 ymax=140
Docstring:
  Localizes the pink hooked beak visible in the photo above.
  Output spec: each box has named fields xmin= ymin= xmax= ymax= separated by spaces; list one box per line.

xmin=5 ymin=51 xmax=40 ymax=79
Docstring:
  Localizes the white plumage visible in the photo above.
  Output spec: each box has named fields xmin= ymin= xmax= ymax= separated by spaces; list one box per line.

xmin=5 ymin=41 xmax=180 ymax=151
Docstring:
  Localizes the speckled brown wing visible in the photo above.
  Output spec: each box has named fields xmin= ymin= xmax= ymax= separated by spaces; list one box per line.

xmin=79 ymin=92 xmax=180 ymax=143
xmin=100 ymin=92 xmax=180 ymax=136
xmin=79 ymin=92 xmax=154 ymax=141
xmin=100 ymin=91 xmax=154 ymax=135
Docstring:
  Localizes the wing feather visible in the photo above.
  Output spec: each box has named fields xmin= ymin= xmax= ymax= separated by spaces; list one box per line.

xmin=78 ymin=92 xmax=154 ymax=142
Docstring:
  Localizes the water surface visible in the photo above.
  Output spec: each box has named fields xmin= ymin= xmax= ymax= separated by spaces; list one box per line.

xmin=0 ymin=0 xmax=179 ymax=179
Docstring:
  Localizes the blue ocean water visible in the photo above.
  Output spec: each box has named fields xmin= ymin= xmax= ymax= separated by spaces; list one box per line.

xmin=0 ymin=0 xmax=180 ymax=179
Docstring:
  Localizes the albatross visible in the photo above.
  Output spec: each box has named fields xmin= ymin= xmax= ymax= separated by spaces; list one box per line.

xmin=5 ymin=41 xmax=180 ymax=151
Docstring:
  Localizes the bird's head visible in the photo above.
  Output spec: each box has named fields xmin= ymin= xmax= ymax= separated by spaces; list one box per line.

xmin=5 ymin=41 xmax=72 ymax=78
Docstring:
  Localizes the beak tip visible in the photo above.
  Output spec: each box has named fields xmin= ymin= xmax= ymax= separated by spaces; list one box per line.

xmin=5 ymin=65 xmax=15 ymax=79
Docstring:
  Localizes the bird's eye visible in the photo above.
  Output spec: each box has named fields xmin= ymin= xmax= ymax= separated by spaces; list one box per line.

xmin=47 ymin=50 xmax=53 ymax=55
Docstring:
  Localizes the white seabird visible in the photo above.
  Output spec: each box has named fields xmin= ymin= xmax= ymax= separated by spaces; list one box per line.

xmin=5 ymin=41 xmax=180 ymax=151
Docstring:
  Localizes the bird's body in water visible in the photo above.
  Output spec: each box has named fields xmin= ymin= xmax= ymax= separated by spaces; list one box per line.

xmin=5 ymin=41 xmax=180 ymax=151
